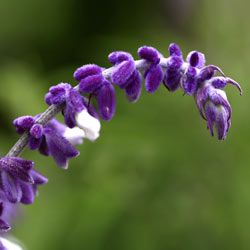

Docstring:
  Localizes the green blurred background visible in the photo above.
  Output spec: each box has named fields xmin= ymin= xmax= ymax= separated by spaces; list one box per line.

xmin=0 ymin=0 xmax=249 ymax=249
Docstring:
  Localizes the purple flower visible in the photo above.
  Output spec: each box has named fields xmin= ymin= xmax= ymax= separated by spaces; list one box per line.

xmin=138 ymin=46 xmax=163 ymax=93
xmin=109 ymin=51 xmax=142 ymax=102
xmin=186 ymin=51 xmax=206 ymax=69
xmin=0 ymin=157 xmax=47 ymax=204
xmin=45 ymin=83 xmax=85 ymax=128
xmin=195 ymin=82 xmax=237 ymax=140
xmin=74 ymin=64 xmax=116 ymax=121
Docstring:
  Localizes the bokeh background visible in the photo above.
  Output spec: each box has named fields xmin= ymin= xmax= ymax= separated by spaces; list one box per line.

xmin=0 ymin=0 xmax=249 ymax=249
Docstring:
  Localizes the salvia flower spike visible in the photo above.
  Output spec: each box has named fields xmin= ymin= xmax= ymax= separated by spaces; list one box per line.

xmin=0 ymin=42 xmax=241 ymax=243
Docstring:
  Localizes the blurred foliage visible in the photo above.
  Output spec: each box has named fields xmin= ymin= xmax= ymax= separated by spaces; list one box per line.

xmin=0 ymin=0 xmax=250 ymax=249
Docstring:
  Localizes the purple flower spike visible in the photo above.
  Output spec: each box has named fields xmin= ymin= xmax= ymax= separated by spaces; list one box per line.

xmin=182 ymin=66 xmax=198 ymax=95
xmin=163 ymin=56 xmax=183 ymax=91
xmin=186 ymin=51 xmax=206 ymax=68
xmin=144 ymin=64 xmax=163 ymax=93
xmin=138 ymin=46 xmax=160 ymax=64
xmin=111 ymin=59 xmax=136 ymax=86
xmin=73 ymin=64 xmax=102 ymax=82
xmin=97 ymin=80 xmax=116 ymax=121
xmin=168 ymin=43 xmax=182 ymax=57
xmin=108 ymin=51 xmax=133 ymax=65
xmin=125 ymin=70 xmax=142 ymax=102
xmin=79 ymin=74 xmax=104 ymax=94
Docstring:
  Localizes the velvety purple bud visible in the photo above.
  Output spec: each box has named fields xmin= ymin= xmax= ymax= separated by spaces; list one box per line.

xmin=211 ymin=78 xmax=226 ymax=89
xmin=111 ymin=60 xmax=136 ymax=86
xmin=163 ymin=56 xmax=183 ymax=91
xmin=13 ymin=116 xmax=35 ymax=133
xmin=138 ymin=46 xmax=160 ymax=64
xmin=97 ymin=80 xmax=116 ymax=121
xmin=45 ymin=92 xmax=52 ymax=105
xmin=30 ymin=170 xmax=48 ymax=185
xmin=182 ymin=66 xmax=197 ymax=95
xmin=108 ymin=51 xmax=133 ymax=65
xmin=30 ymin=124 xmax=43 ymax=139
xmin=211 ymin=77 xmax=242 ymax=95
xmin=197 ymin=65 xmax=225 ymax=84
xmin=79 ymin=74 xmax=104 ymax=94
xmin=125 ymin=70 xmax=142 ymax=102
xmin=1 ymin=171 xmax=22 ymax=203
xmin=0 ymin=219 xmax=10 ymax=232
xmin=168 ymin=43 xmax=182 ymax=57
xmin=144 ymin=64 xmax=163 ymax=93
xmin=186 ymin=51 xmax=205 ymax=68
xmin=20 ymin=183 xmax=35 ymax=204
xmin=44 ymin=128 xmax=79 ymax=168
xmin=73 ymin=64 xmax=102 ymax=81
xmin=48 ymin=83 xmax=71 ymax=104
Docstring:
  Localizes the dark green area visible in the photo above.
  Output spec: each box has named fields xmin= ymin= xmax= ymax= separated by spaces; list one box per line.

xmin=0 ymin=0 xmax=249 ymax=249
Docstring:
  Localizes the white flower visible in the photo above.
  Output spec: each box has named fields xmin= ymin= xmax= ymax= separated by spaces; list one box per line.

xmin=0 ymin=237 xmax=23 ymax=250
xmin=75 ymin=110 xmax=101 ymax=141
xmin=63 ymin=126 xmax=85 ymax=145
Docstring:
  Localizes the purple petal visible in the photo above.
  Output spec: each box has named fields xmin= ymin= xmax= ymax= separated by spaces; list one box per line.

xmin=204 ymin=103 xmax=217 ymax=136
xmin=138 ymin=46 xmax=160 ymax=64
xmin=97 ymin=80 xmax=116 ymax=121
xmin=30 ymin=170 xmax=48 ymax=185
xmin=216 ymin=106 xmax=230 ymax=140
xmin=125 ymin=70 xmax=142 ymax=102
xmin=145 ymin=64 xmax=163 ymax=93
xmin=108 ymin=51 xmax=133 ymax=65
xmin=64 ymin=105 xmax=77 ymax=128
xmin=44 ymin=128 xmax=79 ymax=168
xmin=67 ymin=88 xmax=85 ymax=113
xmin=1 ymin=172 xmax=22 ymax=203
xmin=20 ymin=183 xmax=35 ymax=205
xmin=74 ymin=64 xmax=102 ymax=81
xmin=111 ymin=60 xmax=136 ymax=86
xmin=79 ymin=74 xmax=104 ymax=94
xmin=163 ymin=56 xmax=183 ymax=91
xmin=186 ymin=51 xmax=206 ymax=68
xmin=182 ymin=66 xmax=197 ymax=95
xmin=168 ymin=43 xmax=182 ymax=57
